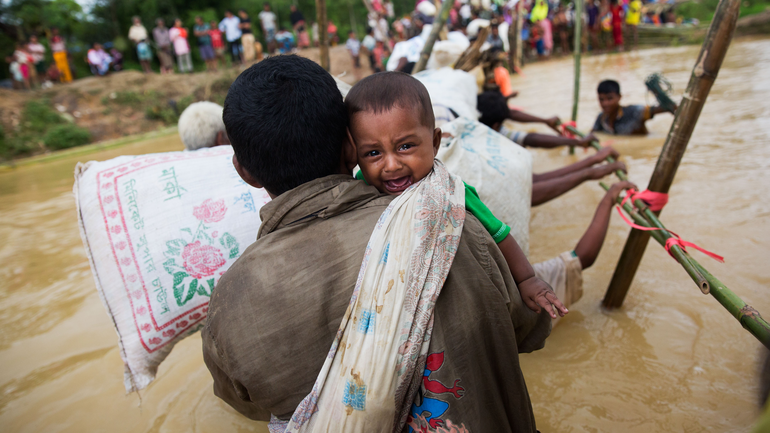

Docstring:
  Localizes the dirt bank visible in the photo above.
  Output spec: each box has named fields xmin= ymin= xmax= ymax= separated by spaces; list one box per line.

xmin=0 ymin=45 xmax=370 ymax=158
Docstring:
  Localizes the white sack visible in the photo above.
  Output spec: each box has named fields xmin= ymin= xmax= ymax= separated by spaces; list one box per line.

xmin=437 ymin=117 xmax=532 ymax=255
xmin=74 ymin=145 xmax=270 ymax=392
xmin=414 ymin=67 xmax=479 ymax=122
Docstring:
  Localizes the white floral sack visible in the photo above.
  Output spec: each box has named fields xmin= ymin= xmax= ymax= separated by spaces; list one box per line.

xmin=74 ymin=145 xmax=270 ymax=392
xmin=437 ymin=117 xmax=533 ymax=256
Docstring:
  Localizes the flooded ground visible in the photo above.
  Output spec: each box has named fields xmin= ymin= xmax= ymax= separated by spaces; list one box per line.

xmin=1 ymin=37 xmax=768 ymax=432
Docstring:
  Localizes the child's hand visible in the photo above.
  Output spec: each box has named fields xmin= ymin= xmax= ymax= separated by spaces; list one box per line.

xmin=518 ymin=276 xmax=568 ymax=319
xmin=595 ymin=145 xmax=620 ymax=161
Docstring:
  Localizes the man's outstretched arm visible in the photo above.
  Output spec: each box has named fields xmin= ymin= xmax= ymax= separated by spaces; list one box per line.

xmin=531 ymin=161 xmax=627 ymax=206
xmin=533 ymin=146 xmax=619 ymax=182
xmin=574 ymin=181 xmax=636 ymax=269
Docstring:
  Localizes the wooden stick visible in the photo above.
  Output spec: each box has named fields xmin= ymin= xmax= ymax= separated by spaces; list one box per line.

xmin=454 ymin=26 xmax=491 ymax=72
xmin=316 ymin=0 xmax=330 ymax=71
xmin=507 ymin=8 xmax=518 ymax=73
xmin=570 ymin=0 xmax=583 ymax=155
xmin=603 ymin=0 xmax=740 ymax=309
xmin=599 ymin=182 xmax=770 ymax=349
xmin=412 ymin=0 xmax=454 ymax=74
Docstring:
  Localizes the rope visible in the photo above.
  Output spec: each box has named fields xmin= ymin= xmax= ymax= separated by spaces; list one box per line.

xmin=614 ymin=189 xmax=724 ymax=263
xmin=645 ymin=73 xmax=678 ymax=113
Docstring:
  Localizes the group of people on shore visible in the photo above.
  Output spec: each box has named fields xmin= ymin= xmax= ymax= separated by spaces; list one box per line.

xmin=124 ymin=3 xmax=319 ymax=75
xmin=5 ymin=30 xmax=74 ymax=90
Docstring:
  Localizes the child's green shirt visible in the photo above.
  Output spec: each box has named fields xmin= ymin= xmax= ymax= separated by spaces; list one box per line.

xmin=354 ymin=171 xmax=511 ymax=243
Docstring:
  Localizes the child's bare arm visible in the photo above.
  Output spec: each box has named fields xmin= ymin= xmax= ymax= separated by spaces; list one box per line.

xmin=498 ymin=235 xmax=568 ymax=318
xmin=574 ymin=180 xmax=637 ymax=269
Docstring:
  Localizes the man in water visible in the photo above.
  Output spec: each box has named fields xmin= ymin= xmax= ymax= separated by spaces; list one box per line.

xmin=593 ymin=79 xmax=675 ymax=135
xmin=202 ymin=55 xmax=551 ymax=431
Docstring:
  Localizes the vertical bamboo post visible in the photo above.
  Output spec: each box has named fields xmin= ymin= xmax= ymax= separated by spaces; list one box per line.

xmin=316 ymin=0 xmax=330 ymax=71
xmin=570 ymin=0 xmax=583 ymax=155
xmin=602 ymin=0 xmax=741 ymax=309
xmin=412 ymin=0 xmax=454 ymax=74
xmin=508 ymin=4 xmax=519 ymax=73
xmin=515 ymin=2 xmax=524 ymax=69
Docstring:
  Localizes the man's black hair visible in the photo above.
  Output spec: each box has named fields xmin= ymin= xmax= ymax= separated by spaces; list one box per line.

xmin=598 ymin=79 xmax=621 ymax=95
xmin=223 ymin=55 xmax=348 ymax=196
xmin=345 ymin=71 xmax=434 ymax=130
xmin=477 ymin=91 xmax=510 ymax=128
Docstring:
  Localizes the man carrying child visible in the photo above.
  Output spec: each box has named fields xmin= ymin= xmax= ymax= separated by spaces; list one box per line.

xmin=203 ymin=55 xmax=551 ymax=432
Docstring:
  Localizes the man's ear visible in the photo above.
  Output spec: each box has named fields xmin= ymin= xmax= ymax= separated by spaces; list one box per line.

xmin=343 ymin=128 xmax=358 ymax=172
xmin=433 ymin=127 xmax=442 ymax=157
xmin=215 ymin=130 xmax=231 ymax=146
xmin=232 ymin=154 xmax=268 ymax=192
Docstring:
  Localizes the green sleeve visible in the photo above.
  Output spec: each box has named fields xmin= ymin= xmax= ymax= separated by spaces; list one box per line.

xmin=464 ymin=182 xmax=510 ymax=244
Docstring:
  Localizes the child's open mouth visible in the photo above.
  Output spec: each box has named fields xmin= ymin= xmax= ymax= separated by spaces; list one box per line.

xmin=382 ymin=176 xmax=413 ymax=194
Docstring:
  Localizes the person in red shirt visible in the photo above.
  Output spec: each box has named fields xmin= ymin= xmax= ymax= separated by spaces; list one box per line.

xmin=611 ymin=0 xmax=624 ymax=51
xmin=209 ymin=20 xmax=226 ymax=68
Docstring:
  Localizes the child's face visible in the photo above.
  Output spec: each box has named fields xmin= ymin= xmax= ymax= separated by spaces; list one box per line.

xmin=598 ymin=92 xmax=621 ymax=114
xmin=350 ymin=105 xmax=440 ymax=195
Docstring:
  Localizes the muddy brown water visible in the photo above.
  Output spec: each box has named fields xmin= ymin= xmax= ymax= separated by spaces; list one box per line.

xmin=1 ymin=38 xmax=768 ymax=432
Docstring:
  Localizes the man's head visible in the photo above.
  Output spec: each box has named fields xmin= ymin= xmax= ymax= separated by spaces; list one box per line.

xmin=348 ymin=30 xmax=356 ymax=39
xmin=156 ymin=18 xmax=165 ymax=27
xmin=178 ymin=102 xmax=230 ymax=151
xmin=224 ymin=10 xmax=233 ymax=18
xmin=52 ymin=27 xmax=59 ymax=35
xmin=490 ymin=23 xmax=499 ymax=36
xmin=290 ymin=5 xmax=297 ymax=12
xmin=93 ymin=42 xmax=102 ymax=50
xmin=345 ymin=72 xmax=440 ymax=195
xmin=29 ymin=35 xmax=38 ymax=43
xmin=477 ymin=91 xmax=510 ymax=131
xmin=195 ymin=16 xmax=203 ymax=25
xmin=133 ymin=16 xmax=141 ymax=25
xmin=224 ymin=55 xmax=350 ymax=197
xmin=263 ymin=2 xmax=271 ymax=11
xmin=597 ymin=79 xmax=621 ymax=116
xmin=174 ymin=18 xmax=182 ymax=27
xmin=238 ymin=9 xmax=248 ymax=19
xmin=210 ymin=20 xmax=218 ymax=28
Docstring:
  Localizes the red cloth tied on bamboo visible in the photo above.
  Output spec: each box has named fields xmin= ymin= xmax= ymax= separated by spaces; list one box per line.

xmin=614 ymin=188 xmax=724 ymax=263
xmin=664 ymin=232 xmax=725 ymax=263
xmin=619 ymin=188 xmax=669 ymax=211
xmin=560 ymin=121 xmax=577 ymax=138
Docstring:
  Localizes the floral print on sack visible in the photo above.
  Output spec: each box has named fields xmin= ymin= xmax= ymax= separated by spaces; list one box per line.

xmin=162 ymin=199 xmax=239 ymax=306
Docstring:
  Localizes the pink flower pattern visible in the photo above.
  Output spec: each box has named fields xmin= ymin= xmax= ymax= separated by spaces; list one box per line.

xmin=193 ymin=199 xmax=227 ymax=224
xmin=182 ymin=241 xmax=226 ymax=279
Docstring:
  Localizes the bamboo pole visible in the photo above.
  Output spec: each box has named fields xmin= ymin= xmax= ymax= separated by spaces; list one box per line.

xmin=599 ymin=182 xmax=770 ymax=349
xmin=571 ymin=0 xmax=583 ymax=123
xmin=569 ymin=0 xmax=583 ymax=155
xmin=316 ymin=0 xmax=330 ymax=71
xmin=603 ymin=0 xmax=740 ymax=309
xmin=508 ymin=8 xmax=518 ymax=73
xmin=515 ymin=3 xmax=524 ymax=69
xmin=412 ymin=0 xmax=454 ymax=74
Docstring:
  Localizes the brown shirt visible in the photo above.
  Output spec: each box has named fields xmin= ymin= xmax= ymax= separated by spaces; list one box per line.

xmin=202 ymin=175 xmax=551 ymax=431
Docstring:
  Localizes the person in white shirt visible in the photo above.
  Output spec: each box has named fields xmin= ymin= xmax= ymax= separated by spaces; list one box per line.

xmin=87 ymin=43 xmax=112 ymax=76
xmin=27 ymin=35 xmax=46 ymax=87
xmin=128 ymin=17 xmax=148 ymax=45
xmin=345 ymin=31 xmax=361 ymax=69
xmin=258 ymin=3 xmax=278 ymax=53
xmin=361 ymin=27 xmax=376 ymax=71
xmin=219 ymin=10 xmax=242 ymax=64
